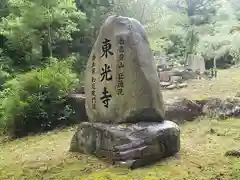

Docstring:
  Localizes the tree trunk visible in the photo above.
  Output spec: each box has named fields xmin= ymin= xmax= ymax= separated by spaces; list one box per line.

xmin=48 ymin=24 xmax=53 ymax=57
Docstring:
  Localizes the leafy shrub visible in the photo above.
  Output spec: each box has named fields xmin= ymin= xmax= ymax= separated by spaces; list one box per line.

xmin=196 ymin=31 xmax=240 ymax=68
xmin=167 ymin=33 xmax=186 ymax=59
xmin=71 ymin=53 xmax=88 ymax=79
xmin=0 ymin=57 xmax=79 ymax=137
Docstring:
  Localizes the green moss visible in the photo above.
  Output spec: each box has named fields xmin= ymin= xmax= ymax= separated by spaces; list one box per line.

xmin=232 ymin=159 xmax=240 ymax=179
xmin=1 ymin=70 xmax=240 ymax=179
xmin=0 ymin=118 xmax=239 ymax=179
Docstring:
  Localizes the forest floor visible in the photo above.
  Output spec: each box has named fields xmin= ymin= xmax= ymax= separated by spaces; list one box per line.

xmin=1 ymin=69 xmax=240 ymax=180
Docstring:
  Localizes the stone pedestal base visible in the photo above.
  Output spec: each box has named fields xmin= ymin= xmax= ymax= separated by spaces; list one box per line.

xmin=70 ymin=121 xmax=180 ymax=169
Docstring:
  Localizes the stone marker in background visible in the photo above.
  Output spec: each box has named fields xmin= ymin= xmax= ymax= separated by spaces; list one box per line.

xmin=157 ymin=56 xmax=167 ymax=70
xmin=187 ymin=54 xmax=205 ymax=74
xmin=158 ymin=56 xmax=167 ymax=65
xmin=70 ymin=15 xmax=180 ymax=169
xmin=159 ymin=71 xmax=171 ymax=82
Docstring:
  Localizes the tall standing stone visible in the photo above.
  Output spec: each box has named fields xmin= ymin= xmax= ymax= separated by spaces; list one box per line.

xmin=157 ymin=56 xmax=167 ymax=67
xmin=84 ymin=15 xmax=165 ymax=123
xmin=70 ymin=16 xmax=180 ymax=169
xmin=187 ymin=54 xmax=206 ymax=74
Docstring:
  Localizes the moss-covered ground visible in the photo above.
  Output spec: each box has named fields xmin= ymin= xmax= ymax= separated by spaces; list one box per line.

xmin=1 ymin=69 xmax=240 ymax=180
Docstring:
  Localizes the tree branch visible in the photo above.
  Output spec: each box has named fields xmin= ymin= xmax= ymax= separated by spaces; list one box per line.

xmin=196 ymin=0 xmax=215 ymax=10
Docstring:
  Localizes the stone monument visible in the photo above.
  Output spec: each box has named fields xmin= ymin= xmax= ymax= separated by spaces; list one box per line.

xmin=70 ymin=15 xmax=180 ymax=169
xmin=187 ymin=54 xmax=206 ymax=74
xmin=157 ymin=56 xmax=167 ymax=70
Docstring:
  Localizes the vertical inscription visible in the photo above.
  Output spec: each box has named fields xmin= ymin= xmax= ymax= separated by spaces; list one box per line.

xmin=116 ymin=37 xmax=125 ymax=95
xmin=101 ymin=38 xmax=114 ymax=58
xmin=100 ymin=38 xmax=113 ymax=108
xmin=91 ymin=54 xmax=96 ymax=109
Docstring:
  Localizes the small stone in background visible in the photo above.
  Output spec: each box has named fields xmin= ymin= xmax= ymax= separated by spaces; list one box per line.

xmin=178 ymin=83 xmax=188 ymax=89
xmin=225 ymin=150 xmax=240 ymax=157
xmin=236 ymin=92 xmax=240 ymax=97
xmin=160 ymin=82 xmax=172 ymax=87
xmin=159 ymin=71 xmax=171 ymax=82
xmin=171 ymin=76 xmax=182 ymax=83
xmin=166 ymin=84 xmax=177 ymax=90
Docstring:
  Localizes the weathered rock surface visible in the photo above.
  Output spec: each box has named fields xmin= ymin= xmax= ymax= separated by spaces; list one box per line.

xmin=157 ymin=56 xmax=167 ymax=69
xmin=70 ymin=15 xmax=180 ymax=169
xmin=179 ymin=70 xmax=199 ymax=80
xmin=160 ymin=81 xmax=172 ymax=87
xmin=155 ymin=53 xmax=213 ymax=90
xmin=164 ymin=97 xmax=240 ymax=122
xmin=157 ymin=68 xmax=203 ymax=90
xmin=66 ymin=94 xmax=88 ymax=122
xmin=158 ymin=71 xmax=171 ymax=82
xmin=165 ymin=84 xmax=177 ymax=90
xmin=187 ymin=54 xmax=206 ymax=74
xmin=202 ymin=98 xmax=240 ymax=119
xmin=177 ymin=83 xmax=188 ymax=88
xmin=76 ymin=86 xmax=85 ymax=94
xmin=165 ymin=98 xmax=202 ymax=123
xmin=70 ymin=120 xmax=180 ymax=169
xmin=66 ymin=93 xmax=240 ymax=124
xmin=84 ymin=15 xmax=164 ymax=123
xmin=236 ymin=92 xmax=240 ymax=97
xmin=171 ymin=76 xmax=183 ymax=83
xmin=225 ymin=150 xmax=240 ymax=157
xmin=165 ymin=97 xmax=240 ymax=121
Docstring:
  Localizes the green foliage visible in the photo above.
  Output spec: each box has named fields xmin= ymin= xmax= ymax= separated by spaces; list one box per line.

xmin=147 ymin=0 xmax=240 ymax=67
xmin=0 ymin=58 xmax=79 ymax=137
xmin=112 ymin=0 xmax=154 ymax=24
xmin=75 ymin=0 xmax=113 ymax=38
xmin=0 ymin=0 xmax=88 ymax=72
xmin=0 ymin=0 xmax=9 ymax=17
xmin=0 ymin=49 xmax=12 ymax=81
xmin=0 ymin=0 xmax=93 ymax=137
xmin=165 ymin=0 xmax=217 ymax=63
xmin=196 ymin=0 xmax=240 ymax=66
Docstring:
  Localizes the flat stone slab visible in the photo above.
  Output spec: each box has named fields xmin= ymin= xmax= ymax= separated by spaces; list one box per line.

xmin=70 ymin=120 xmax=180 ymax=169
